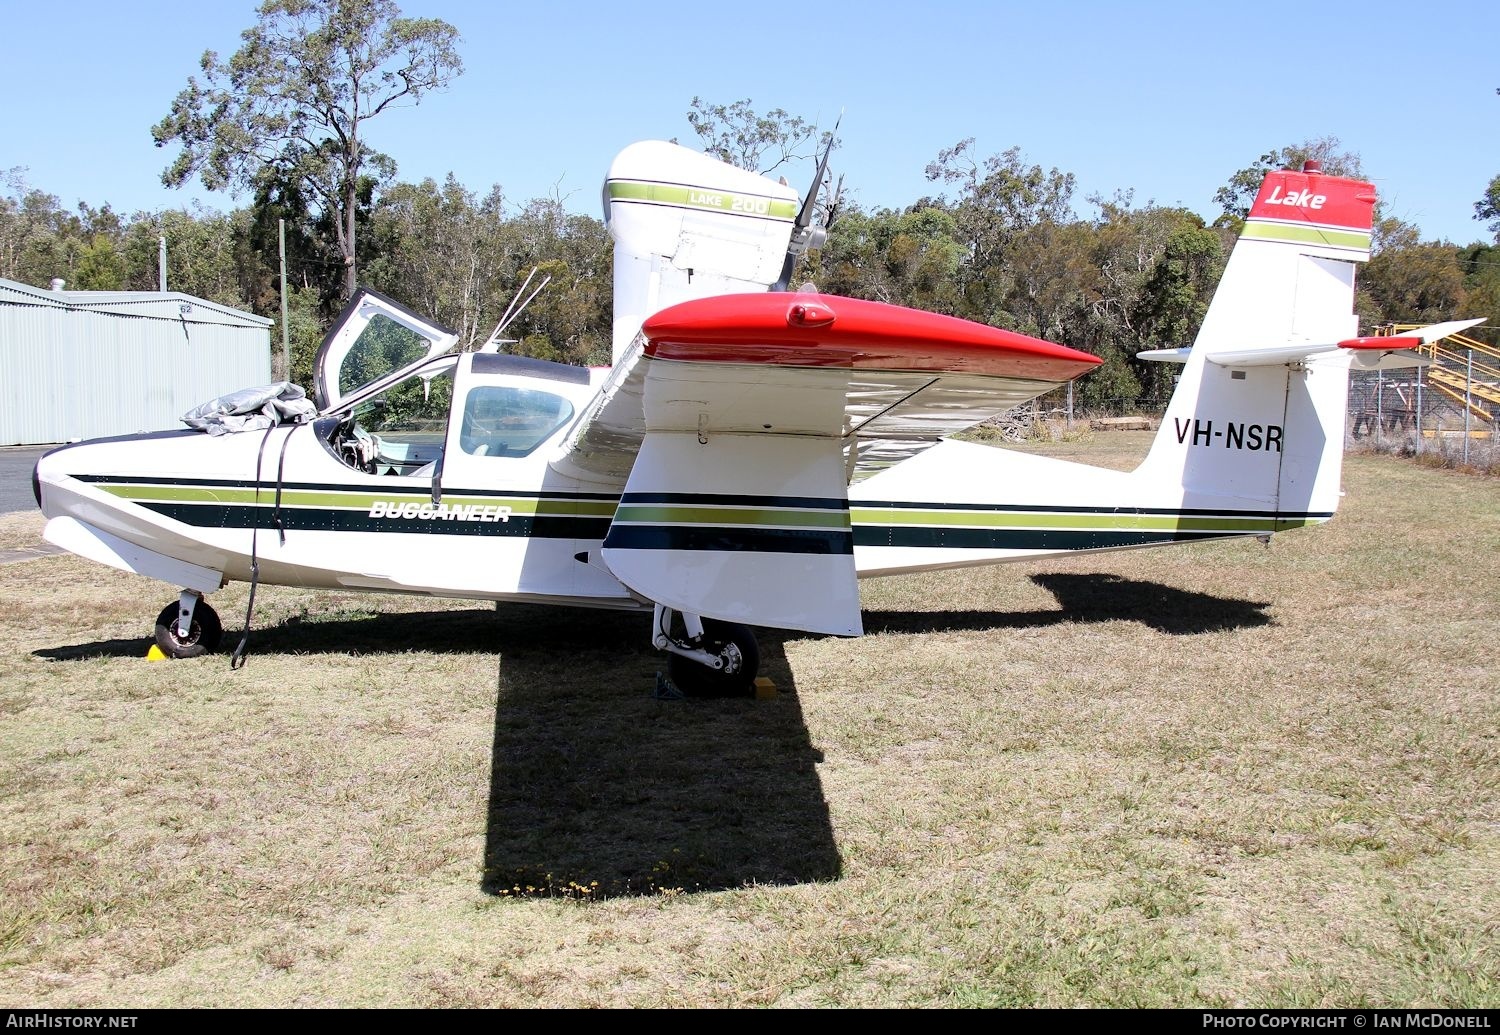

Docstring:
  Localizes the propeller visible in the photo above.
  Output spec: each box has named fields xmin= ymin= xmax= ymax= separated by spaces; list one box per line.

xmin=776 ymin=114 xmax=842 ymax=291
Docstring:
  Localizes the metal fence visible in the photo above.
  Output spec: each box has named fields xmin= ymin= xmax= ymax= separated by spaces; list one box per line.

xmin=1348 ymin=363 xmax=1498 ymax=468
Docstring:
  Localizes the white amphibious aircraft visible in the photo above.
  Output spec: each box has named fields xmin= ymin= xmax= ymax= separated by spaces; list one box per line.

xmin=33 ymin=143 xmax=1470 ymax=693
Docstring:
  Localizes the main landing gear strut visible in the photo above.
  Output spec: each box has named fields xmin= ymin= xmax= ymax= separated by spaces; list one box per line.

xmin=144 ymin=591 xmax=760 ymax=689
xmin=153 ymin=590 xmax=224 ymax=659
xmin=651 ymin=603 xmax=760 ymax=697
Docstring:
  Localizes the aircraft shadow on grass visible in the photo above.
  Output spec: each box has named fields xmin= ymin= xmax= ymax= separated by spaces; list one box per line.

xmin=860 ymin=573 xmax=1273 ymax=638
xmin=31 ymin=606 xmax=520 ymax=661
xmin=30 ymin=573 xmax=1267 ymax=897
xmin=31 ymin=572 xmax=1270 ymax=663
xmin=31 ymin=604 xmax=843 ymax=899
xmin=476 ymin=610 xmax=840 ymax=899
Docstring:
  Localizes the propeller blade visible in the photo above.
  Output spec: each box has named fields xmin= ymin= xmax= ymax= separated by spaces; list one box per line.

xmin=795 ymin=114 xmax=840 ymax=230
xmin=776 ymin=113 xmax=842 ymax=290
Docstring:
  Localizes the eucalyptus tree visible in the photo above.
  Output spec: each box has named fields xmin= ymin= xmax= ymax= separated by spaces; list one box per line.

xmin=0 ymin=171 xmax=70 ymax=285
xmin=152 ymin=0 xmax=463 ymax=301
xmin=121 ymin=208 xmax=260 ymax=310
xmin=684 ymin=97 xmax=832 ymax=176
xmin=1475 ymin=176 xmax=1500 ymax=242
xmin=367 ymin=175 xmax=516 ymax=347
xmin=817 ymin=205 xmax=965 ymax=313
xmin=922 ymin=139 xmax=1075 ymax=328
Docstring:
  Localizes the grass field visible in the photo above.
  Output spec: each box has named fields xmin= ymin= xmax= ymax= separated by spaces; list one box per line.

xmin=1 ymin=432 xmax=1495 ymax=1008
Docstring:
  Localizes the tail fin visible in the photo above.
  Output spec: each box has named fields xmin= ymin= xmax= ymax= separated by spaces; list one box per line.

xmin=1134 ymin=164 xmax=1382 ymax=518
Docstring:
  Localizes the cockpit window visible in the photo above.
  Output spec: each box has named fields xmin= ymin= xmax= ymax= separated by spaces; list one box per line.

xmin=340 ymin=314 xmax=436 ymax=397
xmin=459 ymin=386 xmax=574 ymax=458
xmin=314 ymin=288 xmax=458 ymax=412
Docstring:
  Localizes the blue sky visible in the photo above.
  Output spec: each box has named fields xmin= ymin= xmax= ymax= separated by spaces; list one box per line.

xmin=2 ymin=0 xmax=1496 ymax=245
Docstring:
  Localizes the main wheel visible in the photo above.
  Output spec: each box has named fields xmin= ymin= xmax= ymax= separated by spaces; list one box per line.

xmin=154 ymin=600 xmax=224 ymax=659
xmin=667 ymin=619 xmax=760 ymax=698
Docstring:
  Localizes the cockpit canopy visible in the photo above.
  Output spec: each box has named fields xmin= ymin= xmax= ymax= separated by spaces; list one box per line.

xmin=314 ymin=287 xmax=460 ymax=413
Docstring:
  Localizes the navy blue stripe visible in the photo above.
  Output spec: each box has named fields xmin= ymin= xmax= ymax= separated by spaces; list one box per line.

xmin=45 ymin=430 xmax=197 ymax=455
xmin=604 ymin=525 xmax=853 ymax=555
xmin=856 ymin=500 xmax=1334 ymax=520
xmin=444 ymin=488 xmax=619 ymax=501
xmin=853 ymin=526 xmax=1236 ymax=551
xmin=619 ymin=491 xmax=848 ymax=510
xmin=139 ymin=502 xmax=611 ymax=540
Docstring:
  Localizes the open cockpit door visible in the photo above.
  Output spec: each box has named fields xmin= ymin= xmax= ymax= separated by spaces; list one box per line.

xmin=314 ymin=288 xmax=460 ymax=413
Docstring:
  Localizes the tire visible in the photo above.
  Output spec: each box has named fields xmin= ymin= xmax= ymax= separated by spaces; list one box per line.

xmin=154 ymin=600 xmax=224 ymax=659
xmin=667 ymin=619 xmax=760 ymax=698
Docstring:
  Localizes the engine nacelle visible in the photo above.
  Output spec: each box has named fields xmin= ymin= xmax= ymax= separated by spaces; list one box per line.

xmin=603 ymin=141 xmax=799 ymax=364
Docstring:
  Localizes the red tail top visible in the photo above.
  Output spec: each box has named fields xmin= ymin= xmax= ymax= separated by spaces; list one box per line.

xmin=1248 ymin=169 xmax=1377 ymax=231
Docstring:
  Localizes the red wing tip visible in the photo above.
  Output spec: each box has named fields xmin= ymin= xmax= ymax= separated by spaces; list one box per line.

xmin=1340 ymin=336 xmax=1421 ymax=351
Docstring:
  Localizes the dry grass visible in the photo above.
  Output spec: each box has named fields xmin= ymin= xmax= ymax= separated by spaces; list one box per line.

xmin=0 ymin=512 xmax=47 ymax=552
xmin=1 ymin=434 xmax=1495 ymax=1007
xmin=1346 ymin=431 xmax=1500 ymax=478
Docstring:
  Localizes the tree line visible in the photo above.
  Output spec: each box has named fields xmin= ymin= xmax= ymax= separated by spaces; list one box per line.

xmin=3 ymin=0 xmax=1496 ymax=411
xmin=6 ymin=134 xmax=1495 ymax=411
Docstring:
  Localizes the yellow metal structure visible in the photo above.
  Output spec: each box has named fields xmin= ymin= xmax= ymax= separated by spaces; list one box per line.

xmin=1379 ymin=324 xmax=1500 ymax=424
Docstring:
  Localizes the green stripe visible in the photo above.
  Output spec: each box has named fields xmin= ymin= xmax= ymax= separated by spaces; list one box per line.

xmin=613 ymin=504 xmax=851 ymax=528
xmin=850 ymin=508 xmax=1317 ymax=533
xmin=1241 ymin=219 xmax=1371 ymax=251
xmin=100 ymin=484 xmax=617 ymax=517
xmin=606 ymin=180 xmax=797 ymax=220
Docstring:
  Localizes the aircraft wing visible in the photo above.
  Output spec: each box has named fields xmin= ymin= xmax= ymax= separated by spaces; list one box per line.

xmin=549 ymin=293 xmax=1100 ymax=635
xmin=553 ymin=293 xmax=1100 ymax=484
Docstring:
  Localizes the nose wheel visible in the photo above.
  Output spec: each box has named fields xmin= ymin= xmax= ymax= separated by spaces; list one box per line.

xmin=153 ymin=594 xmax=224 ymax=659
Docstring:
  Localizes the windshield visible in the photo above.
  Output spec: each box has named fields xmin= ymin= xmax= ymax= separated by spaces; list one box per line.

xmin=458 ymin=386 xmax=575 ymax=458
xmin=341 ymin=313 xmax=439 ymax=397
xmin=314 ymin=288 xmax=459 ymax=411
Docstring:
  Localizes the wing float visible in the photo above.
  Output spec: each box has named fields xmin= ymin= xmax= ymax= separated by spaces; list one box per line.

xmin=551 ymin=291 xmax=1100 ymax=636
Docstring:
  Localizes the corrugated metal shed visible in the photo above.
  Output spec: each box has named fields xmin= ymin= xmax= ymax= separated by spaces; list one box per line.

xmin=0 ymin=278 xmax=273 ymax=444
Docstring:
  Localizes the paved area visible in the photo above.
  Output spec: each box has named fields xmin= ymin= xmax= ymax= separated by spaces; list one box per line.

xmin=0 ymin=544 xmax=65 ymax=564
xmin=0 ymin=446 xmax=50 ymax=515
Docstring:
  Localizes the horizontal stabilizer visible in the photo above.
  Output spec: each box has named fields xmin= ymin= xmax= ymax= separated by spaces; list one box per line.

xmin=1209 ymin=341 xmax=1349 ymax=367
xmin=1210 ymin=339 xmax=1424 ymax=368
xmin=1140 ymin=318 xmax=1484 ymax=369
xmin=1401 ymin=317 xmax=1486 ymax=343
xmin=1137 ymin=347 xmax=1191 ymax=364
